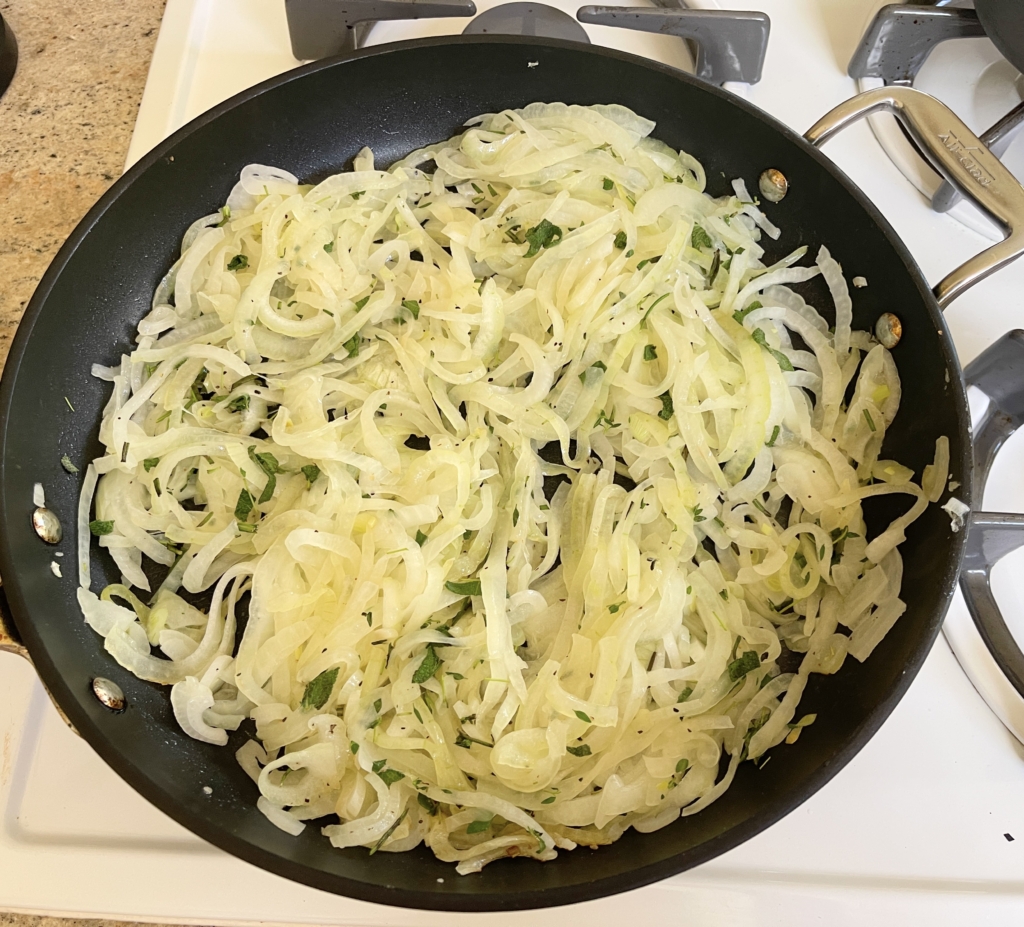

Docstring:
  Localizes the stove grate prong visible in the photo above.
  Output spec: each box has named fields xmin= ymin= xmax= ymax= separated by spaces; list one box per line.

xmin=575 ymin=7 xmax=769 ymax=85
xmin=847 ymin=5 xmax=985 ymax=85
xmin=961 ymin=330 xmax=1024 ymax=703
xmin=285 ymin=0 xmax=478 ymax=60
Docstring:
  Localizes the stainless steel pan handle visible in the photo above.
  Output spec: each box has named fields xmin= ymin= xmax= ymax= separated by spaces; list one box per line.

xmin=0 ymin=578 xmax=28 ymax=660
xmin=804 ymin=85 xmax=1024 ymax=309
xmin=0 ymin=576 xmax=79 ymax=731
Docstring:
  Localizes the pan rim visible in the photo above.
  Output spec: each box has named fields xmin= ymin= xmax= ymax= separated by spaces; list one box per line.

xmin=0 ymin=33 xmax=972 ymax=911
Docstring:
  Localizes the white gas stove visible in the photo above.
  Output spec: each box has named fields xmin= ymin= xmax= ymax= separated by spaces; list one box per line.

xmin=4 ymin=1 xmax=1024 ymax=924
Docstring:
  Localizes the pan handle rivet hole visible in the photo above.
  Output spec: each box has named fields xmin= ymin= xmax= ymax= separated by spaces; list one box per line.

xmin=92 ymin=676 xmax=126 ymax=712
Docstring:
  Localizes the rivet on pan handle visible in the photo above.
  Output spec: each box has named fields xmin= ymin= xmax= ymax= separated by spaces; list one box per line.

xmin=958 ymin=331 xmax=1024 ymax=701
xmin=804 ymin=86 xmax=1024 ymax=309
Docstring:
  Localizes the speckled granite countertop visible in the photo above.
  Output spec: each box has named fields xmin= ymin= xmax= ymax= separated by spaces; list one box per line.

xmin=0 ymin=3 xmax=189 ymax=926
xmin=0 ymin=0 xmax=165 ymax=371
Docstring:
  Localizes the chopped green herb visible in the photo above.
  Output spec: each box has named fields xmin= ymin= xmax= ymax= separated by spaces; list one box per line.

xmin=197 ymin=511 xmax=214 ymax=528
xmin=863 ymin=408 xmax=877 ymax=432
xmin=89 ymin=519 xmax=114 ymax=536
xmin=217 ymin=206 xmax=231 ymax=226
xmin=677 ymin=686 xmax=693 ymax=703
xmin=455 ymin=731 xmax=494 ymax=749
xmin=608 ymin=602 xmax=622 ymax=613
xmin=234 ymin=488 xmax=254 ymax=520
xmin=227 ymin=254 xmax=248 ymax=271
xmin=676 ymin=758 xmax=690 ymax=775
xmin=643 ymin=344 xmax=658 ymax=361
xmin=728 ymin=650 xmax=760 ymax=681
xmin=237 ymin=522 xmax=258 ymax=533
xmin=415 ymin=529 xmax=428 ymax=546
xmin=658 ymin=391 xmax=674 ymax=420
xmin=732 ymin=300 xmax=762 ymax=324
xmin=767 ymin=425 xmax=780 ymax=447
xmin=248 ymin=445 xmax=280 ymax=505
xmin=351 ymin=191 xmax=364 ymax=200
xmin=625 ymin=249 xmax=634 ymax=258
xmin=372 ymin=758 xmax=387 ymax=774
xmin=153 ymin=478 xmax=162 ymax=496
xmin=614 ymin=231 xmax=627 ymax=250
xmin=445 ymin=579 xmax=482 ymax=596
xmin=343 ymin=333 xmax=360 ymax=357
xmin=143 ymin=457 xmax=160 ymax=472
xmin=401 ymin=299 xmax=420 ymax=320
xmin=466 ymin=819 xmax=491 ymax=835
xmin=691 ymin=225 xmax=714 ymax=250
xmin=350 ymin=741 xmax=359 ymax=754
xmin=301 ymin=463 xmax=321 ymax=485
xmin=418 ymin=793 xmax=439 ymax=815
xmin=487 ymin=184 xmax=498 ymax=198
xmin=354 ymin=295 xmax=371 ymax=311
xmin=412 ymin=645 xmax=442 ymax=684
xmin=566 ymin=744 xmax=592 ymax=757
xmin=369 ymin=808 xmax=407 ymax=855
xmin=541 ymin=795 xmax=556 ymax=804
xmin=574 ymin=710 xmax=592 ymax=724
xmin=447 ymin=672 xmax=466 ymax=681
xmin=751 ymin=328 xmax=795 ymax=371
xmin=323 ymin=241 xmax=334 ymax=253
xmin=708 ymin=250 xmax=721 ymax=282
xmin=641 ymin=293 xmax=670 ymax=326
xmin=603 ymin=177 xmax=614 ymax=191
xmin=512 ymin=507 xmax=519 ymax=527
xmin=226 ymin=393 xmax=250 ymax=413
xmin=524 ymin=219 xmax=563 ymax=257
xmin=300 ymin=667 xmax=339 ymax=710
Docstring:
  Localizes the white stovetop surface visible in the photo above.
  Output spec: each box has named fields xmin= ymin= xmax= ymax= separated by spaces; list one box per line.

xmin=4 ymin=1 xmax=1024 ymax=924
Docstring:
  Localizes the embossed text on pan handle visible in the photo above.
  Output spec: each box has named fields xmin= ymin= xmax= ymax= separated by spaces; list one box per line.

xmin=805 ymin=86 xmax=1024 ymax=309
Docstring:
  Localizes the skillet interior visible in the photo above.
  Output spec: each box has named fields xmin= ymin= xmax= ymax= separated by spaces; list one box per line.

xmin=0 ymin=37 xmax=971 ymax=910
